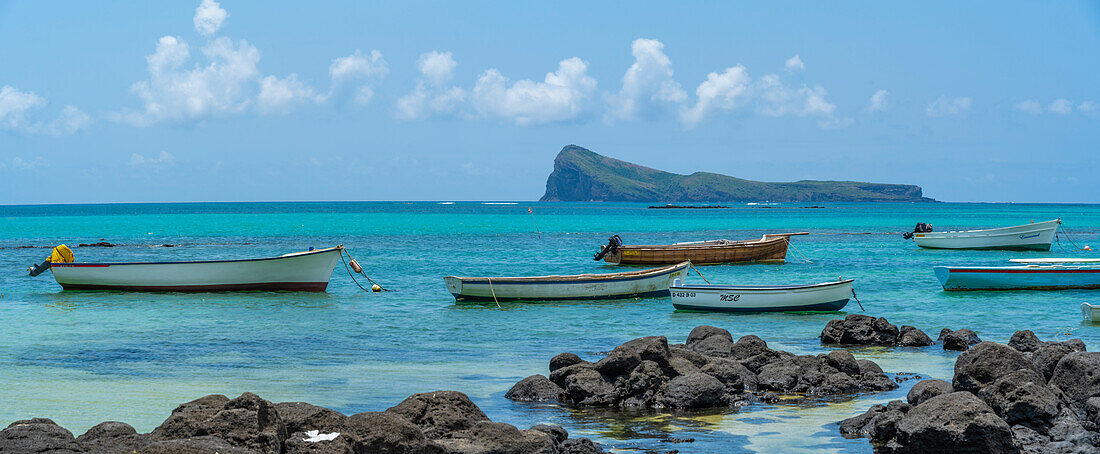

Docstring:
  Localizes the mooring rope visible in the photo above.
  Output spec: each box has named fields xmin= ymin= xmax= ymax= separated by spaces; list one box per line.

xmin=690 ymin=264 xmax=711 ymax=284
xmin=785 ymin=237 xmax=813 ymax=263
xmin=1056 ymin=223 xmax=1089 ymax=251
xmin=487 ymin=277 xmax=501 ymax=309
xmin=851 ymin=287 xmax=865 ymax=311
xmin=341 ymin=248 xmax=388 ymax=292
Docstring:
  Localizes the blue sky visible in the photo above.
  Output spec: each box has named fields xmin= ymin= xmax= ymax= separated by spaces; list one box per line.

xmin=1 ymin=1 xmax=1098 ymax=204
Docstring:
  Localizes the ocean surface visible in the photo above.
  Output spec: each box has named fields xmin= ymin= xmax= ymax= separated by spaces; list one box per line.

xmin=1 ymin=201 xmax=1097 ymax=453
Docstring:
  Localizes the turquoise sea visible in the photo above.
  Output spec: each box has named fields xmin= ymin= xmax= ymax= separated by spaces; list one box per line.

xmin=1 ymin=202 xmax=1098 ymax=452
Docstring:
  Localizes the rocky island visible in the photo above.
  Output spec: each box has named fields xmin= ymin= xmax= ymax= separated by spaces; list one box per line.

xmin=540 ymin=145 xmax=933 ymax=203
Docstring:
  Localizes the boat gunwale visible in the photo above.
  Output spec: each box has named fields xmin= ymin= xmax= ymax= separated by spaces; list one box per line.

xmin=670 ymin=279 xmax=854 ymax=292
xmin=620 ymin=236 xmax=788 ymax=251
xmin=445 ymin=261 xmax=690 ymax=284
xmin=49 ymin=246 xmax=343 ymax=267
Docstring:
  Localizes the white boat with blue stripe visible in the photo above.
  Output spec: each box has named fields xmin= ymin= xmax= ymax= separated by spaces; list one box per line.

xmin=934 ymin=258 xmax=1100 ymax=291
xmin=912 ymin=219 xmax=1060 ymax=250
xmin=669 ymin=278 xmax=854 ymax=312
xmin=444 ymin=261 xmax=690 ymax=303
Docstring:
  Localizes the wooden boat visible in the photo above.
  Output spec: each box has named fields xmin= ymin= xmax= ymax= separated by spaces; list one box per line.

xmin=1082 ymin=303 xmax=1100 ymax=322
xmin=933 ymin=258 xmax=1100 ymax=291
xmin=47 ymin=246 xmax=344 ymax=292
xmin=443 ymin=261 xmax=690 ymax=303
xmin=595 ymin=233 xmax=808 ymax=265
xmin=912 ymin=219 xmax=1060 ymax=250
xmin=669 ymin=278 xmax=853 ymax=312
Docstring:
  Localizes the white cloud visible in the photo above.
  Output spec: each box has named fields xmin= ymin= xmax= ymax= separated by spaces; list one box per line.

xmin=194 ymin=0 xmax=228 ymax=37
xmin=120 ymin=35 xmax=261 ymax=125
xmin=0 ymin=85 xmax=90 ymax=134
xmin=10 ymin=156 xmax=46 ymax=170
xmin=1014 ymin=100 xmax=1043 ymax=115
xmin=679 ymin=66 xmax=751 ymax=127
xmin=925 ymin=96 xmax=971 ymax=117
xmin=129 ymin=151 xmax=175 ymax=167
xmin=0 ymin=85 xmax=45 ymax=131
xmin=867 ymin=89 xmax=888 ymax=112
xmin=1048 ymin=98 xmax=1073 ymax=115
xmin=784 ymin=54 xmax=805 ymax=72
xmin=258 ymin=74 xmax=324 ymax=115
xmin=754 ymin=75 xmax=835 ymax=117
xmin=471 ymin=57 xmax=597 ymax=125
xmin=604 ymin=38 xmax=686 ymax=122
xmin=329 ymin=50 xmax=388 ymax=106
xmin=1080 ymin=101 xmax=1097 ymax=112
xmin=395 ymin=51 xmax=467 ymax=120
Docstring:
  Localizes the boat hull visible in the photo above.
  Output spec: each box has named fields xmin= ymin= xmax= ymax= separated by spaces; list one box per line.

xmin=1083 ymin=303 xmax=1100 ymax=322
xmin=444 ymin=262 xmax=690 ymax=302
xmin=670 ymin=279 xmax=853 ymax=312
xmin=50 ymin=247 xmax=343 ymax=292
xmin=913 ymin=220 xmax=1059 ymax=250
xmin=934 ymin=265 xmax=1100 ymax=291
xmin=605 ymin=236 xmax=789 ymax=265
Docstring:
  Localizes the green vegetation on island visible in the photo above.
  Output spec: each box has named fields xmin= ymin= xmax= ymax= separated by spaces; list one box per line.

xmin=540 ymin=145 xmax=934 ymax=202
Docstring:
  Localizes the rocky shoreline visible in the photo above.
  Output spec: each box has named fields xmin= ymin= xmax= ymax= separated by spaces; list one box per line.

xmin=5 ymin=318 xmax=1098 ymax=453
xmin=0 ymin=391 xmax=603 ymax=454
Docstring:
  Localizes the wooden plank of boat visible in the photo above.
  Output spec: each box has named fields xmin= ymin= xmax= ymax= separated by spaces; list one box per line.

xmin=669 ymin=278 xmax=853 ymax=312
xmin=601 ymin=233 xmax=808 ymax=265
xmin=912 ymin=219 xmax=1060 ymax=251
xmin=933 ymin=263 xmax=1100 ymax=291
xmin=49 ymin=246 xmax=344 ymax=292
xmin=1082 ymin=303 xmax=1099 ymax=322
xmin=443 ymin=261 xmax=691 ymax=303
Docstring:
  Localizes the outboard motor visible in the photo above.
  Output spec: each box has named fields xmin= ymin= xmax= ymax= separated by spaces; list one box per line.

xmin=593 ymin=235 xmax=623 ymax=261
xmin=903 ymin=223 xmax=934 ymax=239
xmin=27 ymin=244 xmax=74 ymax=276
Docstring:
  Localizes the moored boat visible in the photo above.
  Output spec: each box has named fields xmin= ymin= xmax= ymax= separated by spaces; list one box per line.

xmin=1083 ymin=303 xmax=1100 ymax=322
xmin=43 ymin=246 xmax=344 ymax=292
xmin=669 ymin=278 xmax=853 ymax=312
xmin=443 ymin=261 xmax=690 ymax=303
xmin=934 ymin=258 xmax=1100 ymax=291
xmin=911 ymin=219 xmax=1060 ymax=250
xmin=594 ymin=233 xmax=809 ymax=265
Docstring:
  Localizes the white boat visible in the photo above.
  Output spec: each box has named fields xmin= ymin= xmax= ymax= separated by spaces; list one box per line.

xmin=934 ymin=259 xmax=1100 ymax=291
xmin=1083 ymin=303 xmax=1100 ymax=322
xmin=669 ymin=278 xmax=854 ymax=312
xmin=443 ymin=261 xmax=690 ymax=303
xmin=48 ymin=246 xmax=344 ymax=292
xmin=912 ymin=219 xmax=1060 ymax=250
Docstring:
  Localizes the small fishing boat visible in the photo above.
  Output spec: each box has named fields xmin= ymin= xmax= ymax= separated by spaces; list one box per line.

xmin=594 ymin=233 xmax=809 ymax=265
xmin=934 ymin=258 xmax=1100 ymax=291
xmin=40 ymin=246 xmax=344 ymax=292
xmin=669 ymin=278 xmax=854 ymax=312
xmin=443 ymin=261 xmax=690 ymax=303
xmin=910 ymin=219 xmax=1060 ymax=250
xmin=1082 ymin=303 xmax=1100 ymax=322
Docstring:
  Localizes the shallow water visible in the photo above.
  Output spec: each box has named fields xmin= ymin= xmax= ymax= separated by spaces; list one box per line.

xmin=1 ymin=202 xmax=1097 ymax=452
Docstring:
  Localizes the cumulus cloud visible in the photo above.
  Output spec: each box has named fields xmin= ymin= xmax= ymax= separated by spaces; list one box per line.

xmin=605 ymin=38 xmax=686 ymax=122
xmin=1014 ymin=99 xmax=1043 ymax=115
xmin=329 ymin=50 xmax=389 ymax=106
xmin=10 ymin=156 xmax=47 ymax=170
xmin=395 ymin=51 xmax=466 ymax=120
xmin=679 ymin=66 xmax=751 ymax=127
xmin=1080 ymin=101 xmax=1097 ymax=112
xmin=1048 ymin=98 xmax=1073 ymax=115
xmin=258 ymin=74 xmax=324 ymax=115
xmin=194 ymin=0 xmax=228 ymax=37
xmin=784 ymin=55 xmax=805 ymax=72
xmin=925 ymin=96 xmax=971 ymax=117
xmin=0 ymin=85 xmax=90 ymax=134
xmin=119 ymin=35 xmax=261 ymax=125
xmin=471 ymin=57 xmax=597 ymax=125
xmin=754 ymin=75 xmax=835 ymax=117
xmin=867 ymin=89 xmax=888 ymax=112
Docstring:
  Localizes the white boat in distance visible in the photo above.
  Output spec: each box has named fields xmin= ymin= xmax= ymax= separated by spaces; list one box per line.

xmin=443 ymin=261 xmax=690 ymax=303
xmin=934 ymin=258 xmax=1100 ymax=291
xmin=49 ymin=246 xmax=344 ymax=292
xmin=669 ymin=278 xmax=854 ymax=312
xmin=912 ymin=219 xmax=1060 ymax=251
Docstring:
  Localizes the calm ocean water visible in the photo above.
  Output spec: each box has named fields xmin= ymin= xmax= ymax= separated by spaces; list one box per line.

xmin=1 ymin=201 xmax=1098 ymax=452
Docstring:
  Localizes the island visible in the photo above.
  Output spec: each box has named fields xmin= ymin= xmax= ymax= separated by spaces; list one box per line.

xmin=540 ymin=145 xmax=934 ymax=203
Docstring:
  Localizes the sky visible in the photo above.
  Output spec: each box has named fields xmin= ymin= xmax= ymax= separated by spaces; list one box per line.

xmin=1 ymin=1 xmax=1098 ymax=204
